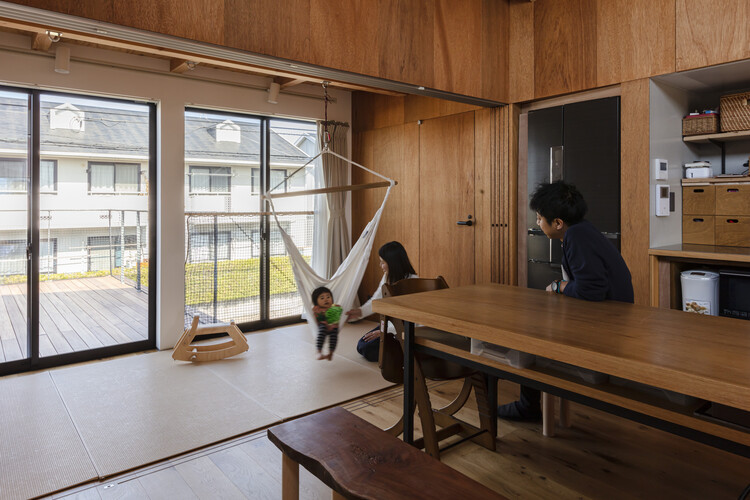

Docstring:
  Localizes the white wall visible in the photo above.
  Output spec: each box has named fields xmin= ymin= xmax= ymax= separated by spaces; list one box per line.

xmin=0 ymin=31 xmax=352 ymax=349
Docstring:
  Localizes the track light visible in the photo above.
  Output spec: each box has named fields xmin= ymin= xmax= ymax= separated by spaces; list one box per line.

xmin=267 ymin=81 xmax=280 ymax=104
xmin=54 ymin=45 xmax=70 ymax=74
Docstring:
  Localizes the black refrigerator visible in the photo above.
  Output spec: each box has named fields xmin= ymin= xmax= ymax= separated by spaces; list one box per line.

xmin=526 ymin=97 xmax=621 ymax=290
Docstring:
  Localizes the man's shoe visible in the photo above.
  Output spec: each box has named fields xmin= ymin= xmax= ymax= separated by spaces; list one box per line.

xmin=497 ymin=400 xmax=542 ymax=422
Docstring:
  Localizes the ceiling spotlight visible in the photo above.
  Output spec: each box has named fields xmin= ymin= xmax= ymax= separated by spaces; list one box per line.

xmin=46 ymin=30 xmax=62 ymax=42
xmin=54 ymin=45 xmax=70 ymax=74
xmin=267 ymin=81 xmax=280 ymax=104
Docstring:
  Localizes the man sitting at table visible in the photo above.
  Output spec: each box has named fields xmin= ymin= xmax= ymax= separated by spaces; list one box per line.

xmin=498 ymin=181 xmax=634 ymax=421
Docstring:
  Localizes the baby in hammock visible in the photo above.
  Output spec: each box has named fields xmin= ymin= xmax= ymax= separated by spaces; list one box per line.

xmin=312 ymin=287 xmax=342 ymax=360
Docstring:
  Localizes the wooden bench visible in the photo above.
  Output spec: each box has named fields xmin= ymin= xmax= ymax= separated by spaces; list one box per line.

xmin=267 ymin=406 xmax=507 ymax=500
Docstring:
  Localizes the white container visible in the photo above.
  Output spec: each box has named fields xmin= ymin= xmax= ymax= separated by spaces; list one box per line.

xmin=470 ymin=339 xmax=535 ymax=368
xmin=685 ymin=166 xmax=712 ymax=178
xmin=681 ymin=270 xmax=719 ymax=315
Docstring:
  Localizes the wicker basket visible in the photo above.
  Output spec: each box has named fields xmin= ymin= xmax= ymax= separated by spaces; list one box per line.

xmin=682 ymin=113 xmax=719 ymax=136
xmin=720 ymin=91 xmax=750 ymax=132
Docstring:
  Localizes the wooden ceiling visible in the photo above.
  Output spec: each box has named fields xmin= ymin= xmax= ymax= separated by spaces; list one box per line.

xmin=0 ymin=16 xmax=403 ymax=96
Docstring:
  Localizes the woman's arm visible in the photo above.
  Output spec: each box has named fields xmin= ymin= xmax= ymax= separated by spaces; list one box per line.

xmin=347 ymin=274 xmax=386 ymax=321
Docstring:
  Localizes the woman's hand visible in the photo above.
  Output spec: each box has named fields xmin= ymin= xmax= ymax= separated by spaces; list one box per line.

xmin=346 ymin=307 xmax=362 ymax=321
xmin=361 ymin=329 xmax=380 ymax=342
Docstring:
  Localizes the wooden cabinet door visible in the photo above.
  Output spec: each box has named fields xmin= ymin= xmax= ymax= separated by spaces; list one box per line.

xmin=419 ymin=112 xmax=475 ymax=287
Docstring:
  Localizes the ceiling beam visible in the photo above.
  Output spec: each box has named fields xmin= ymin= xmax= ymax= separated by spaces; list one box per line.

xmin=170 ymin=58 xmax=196 ymax=73
xmin=31 ymin=31 xmax=51 ymax=51
xmin=275 ymin=76 xmax=308 ymax=89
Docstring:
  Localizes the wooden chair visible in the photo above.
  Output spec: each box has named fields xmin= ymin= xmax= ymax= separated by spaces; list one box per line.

xmin=378 ymin=277 xmax=496 ymax=459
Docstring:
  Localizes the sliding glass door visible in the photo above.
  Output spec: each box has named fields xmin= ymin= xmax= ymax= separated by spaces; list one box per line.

xmin=184 ymin=109 xmax=320 ymax=330
xmin=0 ymin=88 xmax=156 ymax=375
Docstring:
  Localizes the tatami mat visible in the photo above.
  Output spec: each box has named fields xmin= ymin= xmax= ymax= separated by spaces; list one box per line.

xmin=50 ymin=349 xmax=279 ymax=478
xmin=0 ymin=321 xmax=390 ymax=497
xmin=206 ymin=322 xmax=392 ymax=419
xmin=0 ymin=372 xmax=97 ymax=500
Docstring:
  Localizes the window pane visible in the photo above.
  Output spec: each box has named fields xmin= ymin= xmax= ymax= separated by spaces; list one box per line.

xmin=190 ymin=167 xmax=210 ymax=193
xmin=41 ymin=160 xmax=55 ymax=192
xmin=90 ymin=163 xmax=114 ymax=192
xmin=251 ymin=168 xmax=260 ymax=194
xmin=270 ymin=169 xmax=286 ymax=193
xmin=116 ymin=164 xmax=139 ymax=192
xmin=0 ymin=239 xmax=26 ymax=276
xmin=211 ymin=167 xmax=230 ymax=193
xmin=0 ymin=158 xmax=26 ymax=192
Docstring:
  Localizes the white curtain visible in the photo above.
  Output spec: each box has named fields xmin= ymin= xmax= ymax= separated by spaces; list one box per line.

xmin=318 ymin=121 xmax=351 ymax=278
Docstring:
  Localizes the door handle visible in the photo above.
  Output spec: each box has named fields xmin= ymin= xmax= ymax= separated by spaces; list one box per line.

xmin=457 ymin=214 xmax=473 ymax=226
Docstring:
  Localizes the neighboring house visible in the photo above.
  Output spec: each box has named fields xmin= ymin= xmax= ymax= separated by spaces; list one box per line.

xmin=0 ymin=99 xmax=316 ymax=279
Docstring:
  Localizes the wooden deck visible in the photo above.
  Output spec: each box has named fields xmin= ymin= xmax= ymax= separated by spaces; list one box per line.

xmin=0 ymin=276 xmax=148 ymax=362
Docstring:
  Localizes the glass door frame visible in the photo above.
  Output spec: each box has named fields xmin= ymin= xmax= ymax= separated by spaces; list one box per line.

xmin=0 ymin=86 xmax=157 ymax=376
xmin=184 ymin=108 xmax=316 ymax=333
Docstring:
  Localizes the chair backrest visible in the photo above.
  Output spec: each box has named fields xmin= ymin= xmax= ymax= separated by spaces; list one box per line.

xmin=378 ymin=277 xmax=448 ymax=383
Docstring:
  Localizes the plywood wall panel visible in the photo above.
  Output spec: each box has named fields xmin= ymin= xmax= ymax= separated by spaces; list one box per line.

xmin=474 ymin=108 xmax=494 ymax=284
xmin=6 ymin=0 xmax=114 ymax=20
xmin=434 ymin=0 xmax=482 ymax=96
xmin=481 ymin=0 xmax=509 ymax=103
xmin=596 ymin=0 xmax=675 ymax=87
xmin=376 ymin=0 xmax=435 ymax=89
xmin=508 ymin=0 xmax=534 ymax=103
xmin=111 ymin=0 xmax=224 ymax=45
xmin=533 ymin=0 xmax=597 ymax=98
xmin=351 ymin=92 xmax=405 ymax=132
xmin=620 ymin=79 xmax=650 ymax=306
xmin=224 ymin=0 xmax=310 ymax=62
xmin=404 ymin=95 xmax=481 ymax=123
xmin=309 ymin=0 xmax=379 ymax=76
xmin=419 ymin=112 xmax=475 ymax=287
xmin=676 ymin=0 xmax=750 ymax=71
xmin=351 ymin=123 xmax=420 ymax=302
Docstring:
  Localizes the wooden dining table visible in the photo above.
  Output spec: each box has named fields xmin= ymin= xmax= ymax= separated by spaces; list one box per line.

xmin=373 ymin=283 xmax=750 ymax=457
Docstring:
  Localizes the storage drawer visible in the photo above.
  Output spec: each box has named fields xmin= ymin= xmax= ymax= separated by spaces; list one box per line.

xmin=715 ymin=217 xmax=750 ymax=247
xmin=716 ymin=184 xmax=750 ymax=215
xmin=682 ymin=215 xmax=715 ymax=245
xmin=682 ymin=185 xmax=715 ymax=214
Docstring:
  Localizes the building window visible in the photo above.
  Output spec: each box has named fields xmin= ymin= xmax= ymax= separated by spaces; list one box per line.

xmin=88 ymin=162 xmax=140 ymax=193
xmin=188 ymin=231 xmax=231 ymax=263
xmin=189 ymin=166 xmax=231 ymax=194
xmin=0 ymin=158 xmax=57 ymax=193
xmin=252 ymin=167 xmax=293 ymax=194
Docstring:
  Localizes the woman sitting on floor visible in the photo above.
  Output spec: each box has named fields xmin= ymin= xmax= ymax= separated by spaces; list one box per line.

xmin=346 ymin=241 xmax=417 ymax=362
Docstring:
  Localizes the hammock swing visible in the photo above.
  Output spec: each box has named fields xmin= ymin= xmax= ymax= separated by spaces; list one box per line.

xmin=264 ymin=82 xmax=396 ymax=337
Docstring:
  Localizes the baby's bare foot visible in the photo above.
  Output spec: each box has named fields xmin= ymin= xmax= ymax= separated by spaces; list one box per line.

xmin=317 ymin=353 xmax=326 ymax=360
xmin=326 ymin=353 xmax=333 ymax=361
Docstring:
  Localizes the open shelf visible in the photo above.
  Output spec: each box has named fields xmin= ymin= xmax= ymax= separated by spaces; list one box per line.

xmin=683 ymin=129 xmax=750 ymax=144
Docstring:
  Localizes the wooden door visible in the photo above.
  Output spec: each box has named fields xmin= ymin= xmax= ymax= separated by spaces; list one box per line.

xmin=419 ymin=112 xmax=475 ymax=287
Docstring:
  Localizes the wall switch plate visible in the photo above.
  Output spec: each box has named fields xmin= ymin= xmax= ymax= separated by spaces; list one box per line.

xmin=654 ymin=158 xmax=668 ymax=180
xmin=655 ymin=184 xmax=670 ymax=216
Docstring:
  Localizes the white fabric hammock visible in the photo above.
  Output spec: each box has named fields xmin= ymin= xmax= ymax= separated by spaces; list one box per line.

xmin=265 ymin=148 xmax=394 ymax=337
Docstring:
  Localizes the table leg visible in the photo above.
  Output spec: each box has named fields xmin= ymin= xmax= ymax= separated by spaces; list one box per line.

xmin=404 ymin=320 xmax=415 ymax=445
xmin=488 ymin=375 xmax=498 ymax=440
xmin=542 ymin=392 xmax=555 ymax=437
xmin=282 ymin=453 xmax=299 ymax=500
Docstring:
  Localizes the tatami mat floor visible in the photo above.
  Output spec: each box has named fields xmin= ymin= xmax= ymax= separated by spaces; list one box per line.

xmin=0 ymin=321 xmax=390 ymax=500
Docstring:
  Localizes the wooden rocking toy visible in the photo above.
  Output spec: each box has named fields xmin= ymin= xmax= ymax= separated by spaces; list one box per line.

xmin=172 ymin=315 xmax=249 ymax=362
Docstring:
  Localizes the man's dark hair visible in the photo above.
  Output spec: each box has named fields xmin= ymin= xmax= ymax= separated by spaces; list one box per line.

xmin=312 ymin=286 xmax=332 ymax=306
xmin=529 ymin=181 xmax=587 ymax=225
xmin=378 ymin=241 xmax=416 ymax=284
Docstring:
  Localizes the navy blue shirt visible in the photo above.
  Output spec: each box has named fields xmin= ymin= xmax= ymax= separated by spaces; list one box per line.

xmin=561 ymin=220 xmax=634 ymax=303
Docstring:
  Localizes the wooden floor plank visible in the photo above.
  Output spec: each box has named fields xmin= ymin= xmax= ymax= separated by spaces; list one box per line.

xmin=3 ymin=287 xmax=28 ymax=357
xmin=75 ymin=278 xmax=148 ymax=325
xmin=36 ymin=292 xmax=75 ymax=355
xmin=59 ymin=279 xmax=146 ymax=342
xmin=39 ymin=333 xmax=56 ymax=357
xmin=39 ymin=295 xmax=88 ymax=352
xmin=38 ymin=283 xmax=105 ymax=349
xmin=174 ymin=456 xmax=246 ymax=500
xmin=137 ymin=466 xmax=198 ymax=500
xmin=209 ymin=446 xmax=280 ymax=499
xmin=44 ymin=280 xmax=119 ymax=347
xmin=0 ymin=285 xmax=18 ymax=341
xmin=52 ymin=280 xmax=142 ymax=344
xmin=85 ymin=277 xmax=149 ymax=315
